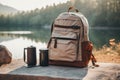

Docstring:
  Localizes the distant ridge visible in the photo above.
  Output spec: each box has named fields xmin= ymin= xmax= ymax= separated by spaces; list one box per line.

xmin=0 ymin=3 xmax=18 ymax=15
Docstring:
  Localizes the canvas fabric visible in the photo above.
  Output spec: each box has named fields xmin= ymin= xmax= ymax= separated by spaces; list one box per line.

xmin=48 ymin=12 xmax=89 ymax=62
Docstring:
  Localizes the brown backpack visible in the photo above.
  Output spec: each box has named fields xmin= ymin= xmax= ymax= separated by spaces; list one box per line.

xmin=47 ymin=7 xmax=97 ymax=67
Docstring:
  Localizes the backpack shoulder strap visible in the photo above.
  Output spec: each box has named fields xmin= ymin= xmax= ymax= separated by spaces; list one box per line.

xmin=47 ymin=22 xmax=54 ymax=48
xmin=91 ymin=53 xmax=99 ymax=67
xmin=50 ymin=22 xmax=54 ymax=34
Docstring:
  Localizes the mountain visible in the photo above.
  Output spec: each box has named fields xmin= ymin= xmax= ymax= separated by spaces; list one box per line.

xmin=0 ymin=3 xmax=18 ymax=15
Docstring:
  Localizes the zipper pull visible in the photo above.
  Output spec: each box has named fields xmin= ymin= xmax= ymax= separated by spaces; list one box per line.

xmin=54 ymin=38 xmax=57 ymax=48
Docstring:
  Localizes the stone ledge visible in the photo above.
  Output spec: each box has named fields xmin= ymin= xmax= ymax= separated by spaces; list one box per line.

xmin=0 ymin=59 xmax=120 ymax=80
xmin=0 ymin=74 xmax=72 ymax=80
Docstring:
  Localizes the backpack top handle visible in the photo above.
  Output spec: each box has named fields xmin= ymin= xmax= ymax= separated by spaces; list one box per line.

xmin=68 ymin=6 xmax=79 ymax=12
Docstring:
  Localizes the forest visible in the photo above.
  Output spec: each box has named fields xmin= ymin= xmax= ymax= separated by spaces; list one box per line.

xmin=0 ymin=0 xmax=120 ymax=30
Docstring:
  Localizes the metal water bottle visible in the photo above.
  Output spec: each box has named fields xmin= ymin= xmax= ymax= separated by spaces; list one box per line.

xmin=24 ymin=46 xmax=36 ymax=67
xmin=39 ymin=49 xmax=49 ymax=66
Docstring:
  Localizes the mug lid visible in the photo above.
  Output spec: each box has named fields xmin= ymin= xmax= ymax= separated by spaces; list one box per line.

xmin=28 ymin=45 xmax=36 ymax=48
xmin=39 ymin=48 xmax=48 ymax=51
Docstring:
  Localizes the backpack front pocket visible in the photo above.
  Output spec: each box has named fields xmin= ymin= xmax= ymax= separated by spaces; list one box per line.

xmin=49 ymin=37 xmax=77 ymax=61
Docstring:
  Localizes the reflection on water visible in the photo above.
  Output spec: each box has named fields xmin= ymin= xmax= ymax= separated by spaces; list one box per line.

xmin=0 ymin=31 xmax=48 ymax=59
xmin=89 ymin=29 xmax=120 ymax=48
xmin=0 ymin=37 xmax=47 ymax=59
xmin=0 ymin=31 xmax=32 ymax=34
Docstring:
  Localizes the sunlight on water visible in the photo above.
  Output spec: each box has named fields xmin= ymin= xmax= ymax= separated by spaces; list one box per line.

xmin=0 ymin=37 xmax=47 ymax=59
xmin=0 ymin=31 xmax=32 ymax=34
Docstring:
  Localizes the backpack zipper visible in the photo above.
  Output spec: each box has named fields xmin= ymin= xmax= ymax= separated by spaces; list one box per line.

xmin=52 ymin=37 xmax=77 ymax=48
xmin=54 ymin=25 xmax=80 ymax=29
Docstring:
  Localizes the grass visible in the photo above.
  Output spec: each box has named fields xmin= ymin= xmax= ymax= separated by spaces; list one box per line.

xmin=93 ymin=39 xmax=120 ymax=63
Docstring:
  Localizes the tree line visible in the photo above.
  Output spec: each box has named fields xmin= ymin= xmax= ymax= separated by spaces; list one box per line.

xmin=0 ymin=0 xmax=120 ymax=30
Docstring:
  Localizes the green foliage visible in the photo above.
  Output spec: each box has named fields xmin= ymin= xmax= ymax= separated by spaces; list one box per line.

xmin=92 ymin=0 xmax=120 ymax=27
xmin=0 ymin=0 xmax=120 ymax=29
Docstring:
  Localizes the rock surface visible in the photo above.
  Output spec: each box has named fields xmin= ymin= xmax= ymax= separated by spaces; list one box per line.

xmin=0 ymin=45 xmax=12 ymax=66
xmin=0 ymin=59 xmax=120 ymax=80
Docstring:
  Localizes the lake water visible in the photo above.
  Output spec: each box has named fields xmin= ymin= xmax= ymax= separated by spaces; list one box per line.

xmin=0 ymin=31 xmax=47 ymax=59
xmin=0 ymin=29 xmax=120 ymax=59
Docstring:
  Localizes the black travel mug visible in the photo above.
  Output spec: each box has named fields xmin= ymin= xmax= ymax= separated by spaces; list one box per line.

xmin=39 ymin=49 xmax=49 ymax=66
xmin=24 ymin=46 xmax=36 ymax=67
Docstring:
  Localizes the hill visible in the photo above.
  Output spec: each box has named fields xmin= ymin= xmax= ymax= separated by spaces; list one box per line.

xmin=0 ymin=3 xmax=18 ymax=15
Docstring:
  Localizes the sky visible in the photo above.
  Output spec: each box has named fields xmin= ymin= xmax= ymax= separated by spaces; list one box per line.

xmin=0 ymin=0 xmax=69 ymax=11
